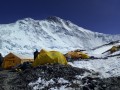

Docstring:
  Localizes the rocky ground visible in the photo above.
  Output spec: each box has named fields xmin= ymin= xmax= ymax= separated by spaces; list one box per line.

xmin=0 ymin=64 xmax=120 ymax=90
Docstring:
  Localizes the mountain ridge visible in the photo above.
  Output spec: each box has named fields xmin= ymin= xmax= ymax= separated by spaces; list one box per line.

xmin=0 ymin=16 xmax=120 ymax=56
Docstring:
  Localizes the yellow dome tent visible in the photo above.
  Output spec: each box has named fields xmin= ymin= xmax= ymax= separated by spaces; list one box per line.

xmin=32 ymin=49 xmax=67 ymax=67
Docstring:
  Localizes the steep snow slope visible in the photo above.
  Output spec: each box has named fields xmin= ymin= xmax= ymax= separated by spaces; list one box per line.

xmin=0 ymin=16 xmax=120 ymax=56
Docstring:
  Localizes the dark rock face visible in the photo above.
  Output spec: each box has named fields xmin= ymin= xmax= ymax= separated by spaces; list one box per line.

xmin=46 ymin=16 xmax=62 ymax=23
xmin=103 ymin=76 xmax=120 ymax=90
xmin=0 ymin=64 xmax=120 ymax=90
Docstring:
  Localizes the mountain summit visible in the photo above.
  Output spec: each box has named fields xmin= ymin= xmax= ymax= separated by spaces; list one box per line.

xmin=0 ymin=16 xmax=120 ymax=56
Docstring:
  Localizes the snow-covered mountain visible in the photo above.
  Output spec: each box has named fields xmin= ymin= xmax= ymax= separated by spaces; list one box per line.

xmin=0 ymin=16 xmax=120 ymax=56
xmin=1 ymin=16 xmax=120 ymax=90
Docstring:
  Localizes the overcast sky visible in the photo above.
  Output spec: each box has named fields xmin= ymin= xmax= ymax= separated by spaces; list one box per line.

xmin=0 ymin=0 xmax=120 ymax=34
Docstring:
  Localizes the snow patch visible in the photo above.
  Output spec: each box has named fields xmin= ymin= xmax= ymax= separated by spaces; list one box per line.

xmin=29 ymin=78 xmax=70 ymax=90
xmin=69 ymin=57 xmax=120 ymax=78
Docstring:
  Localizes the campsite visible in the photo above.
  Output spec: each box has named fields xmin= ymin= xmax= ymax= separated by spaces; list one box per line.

xmin=1 ymin=0 xmax=120 ymax=89
xmin=0 ymin=49 xmax=90 ymax=71
xmin=1 ymin=44 xmax=120 ymax=90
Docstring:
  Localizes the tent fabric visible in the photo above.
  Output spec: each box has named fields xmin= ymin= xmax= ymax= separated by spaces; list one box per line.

xmin=110 ymin=46 xmax=118 ymax=53
xmin=2 ymin=53 xmax=21 ymax=69
xmin=65 ymin=51 xmax=89 ymax=59
xmin=32 ymin=49 xmax=67 ymax=67
xmin=2 ymin=53 xmax=33 ymax=69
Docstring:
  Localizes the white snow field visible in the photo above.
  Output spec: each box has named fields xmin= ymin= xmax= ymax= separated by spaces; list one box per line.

xmin=69 ymin=57 xmax=120 ymax=78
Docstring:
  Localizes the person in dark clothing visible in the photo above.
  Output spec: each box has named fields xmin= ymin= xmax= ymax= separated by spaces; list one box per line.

xmin=34 ymin=49 xmax=39 ymax=60
xmin=0 ymin=53 xmax=3 ymax=66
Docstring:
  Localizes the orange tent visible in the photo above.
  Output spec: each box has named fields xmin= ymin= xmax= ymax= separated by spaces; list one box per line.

xmin=65 ymin=51 xmax=89 ymax=59
xmin=2 ymin=53 xmax=33 ymax=69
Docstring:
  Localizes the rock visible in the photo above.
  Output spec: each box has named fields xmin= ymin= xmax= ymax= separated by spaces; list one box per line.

xmin=9 ymin=64 xmax=103 ymax=90
xmin=0 ymin=64 xmax=120 ymax=90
